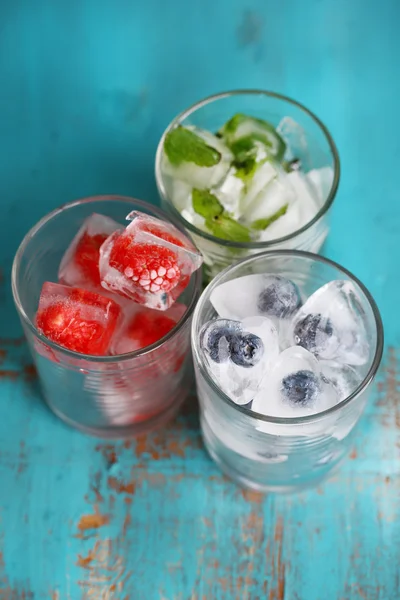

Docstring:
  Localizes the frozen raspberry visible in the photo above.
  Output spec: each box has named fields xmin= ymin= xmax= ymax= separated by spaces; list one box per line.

xmin=99 ymin=211 xmax=202 ymax=310
xmin=36 ymin=283 xmax=121 ymax=356
xmin=59 ymin=213 xmax=120 ymax=289
xmin=74 ymin=231 xmax=109 ymax=286
xmin=109 ymin=235 xmax=181 ymax=293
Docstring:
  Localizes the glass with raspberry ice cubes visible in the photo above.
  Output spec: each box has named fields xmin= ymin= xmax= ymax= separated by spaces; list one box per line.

xmin=191 ymin=250 xmax=383 ymax=492
xmin=12 ymin=196 xmax=202 ymax=437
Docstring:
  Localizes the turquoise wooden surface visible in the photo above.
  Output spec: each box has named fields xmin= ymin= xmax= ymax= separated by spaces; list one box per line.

xmin=0 ymin=0 xmax=399 ymax=598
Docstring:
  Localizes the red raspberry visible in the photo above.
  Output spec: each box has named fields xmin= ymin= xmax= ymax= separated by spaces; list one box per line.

xmin=75 ymin=231 xmax=109 ymax=286
xmin=125 ymin=311 xmax=177 ymax=349
xmin=109 ymin=235 xmax=181 ymax=294
xmin=36 ymin=285 xmax=121 ymax=355
xmin=141 ymin=223 xmax=185 ymax=248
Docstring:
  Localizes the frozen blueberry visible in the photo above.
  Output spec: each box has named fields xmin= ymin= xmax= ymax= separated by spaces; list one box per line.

xmin=230 ymin=332 xmax=264 ymax=368
xmin=293 ymin=313 xmax=334 ymax=356
xmin=200 ymin=319 xmax=242 ymax=364
xmin=281 ymin=370 xmax=320 ymax=407
xmin=257 ymin=276 xmax=301 ymax=319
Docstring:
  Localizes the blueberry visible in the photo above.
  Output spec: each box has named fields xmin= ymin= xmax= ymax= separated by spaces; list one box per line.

xmin=281 ymin=370 xmax=320 ymax=407
xmin=257 ymin=276 xmax=301 ymax=318
xmin=200 ymin=319 xmax=242 ymax=363
xmin=293 ymin=313 xmax=334 ymax=355
xmin=230 ymin=332 xmax=264 ymax=368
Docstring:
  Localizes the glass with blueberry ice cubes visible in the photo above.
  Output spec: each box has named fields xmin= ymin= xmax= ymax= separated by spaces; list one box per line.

xmin=156 ymin=90 xmax=340 ymax=283
xmin=191 ymin=250 xmax=383 ymax=492
xmin=12 ymin=196 xmax=202 ymax=437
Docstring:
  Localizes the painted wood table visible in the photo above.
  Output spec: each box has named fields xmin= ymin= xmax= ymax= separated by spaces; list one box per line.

xmin=0 ymin=1 xmax=399 ymax=598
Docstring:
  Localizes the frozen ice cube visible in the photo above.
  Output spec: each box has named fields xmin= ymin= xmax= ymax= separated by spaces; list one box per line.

xmin=36 ymin=282 xmax=122 ymax=356
xmin=252 ymin=346 xmax=339 ymax=418
xmin=111 ymin=302 xmax=186 ymax=355
xmin=210 ymin=273 xmax=301 ymax=322
xmin=242 ymin=171 xmax=295 ymax=225
xmin=291 ymin=280 xmax=370 ymax=366
xmin=169 ymin=179 xmax=193 ymax=212
xmin=99 ymin=211 xmax=202 ymax=310
xmin=162 ymin=126 xmax=232 ymax=190
xmin=277 ymin=117 xmax=310 ymax=162
xmin=59 ymin=213 xmax=120 ymax=288
xmin=212 ymin=167 xmax=244 ymax=219
xmin=200 ymin=316 xmax=279 ymax=405
xmin=320 ymin=360 xmax=362 ymax=401
xmin=240 ymin=161 xmax=278 ymax=212
xmin=307 ymin=166 xmax=334 ymax=203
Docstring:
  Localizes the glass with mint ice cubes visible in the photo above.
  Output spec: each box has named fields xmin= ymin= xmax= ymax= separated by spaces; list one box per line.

xmin=156 ymin=91 xmax=340 ymax=282
xmin=191 ymin=251 xmax=383 ymax=492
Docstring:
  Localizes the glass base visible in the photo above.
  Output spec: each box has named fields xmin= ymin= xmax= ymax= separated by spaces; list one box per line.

xmin=47 ymin=394 xmax=185 ymax=439
xmin=201 ymin=417 xmax=346 ymax=494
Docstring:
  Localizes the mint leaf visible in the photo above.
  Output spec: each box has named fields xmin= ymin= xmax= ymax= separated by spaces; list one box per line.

xmin=219 ymin=114 xmax=286 ymax=162
xmin=205 ymin=214 xmax=251 ymax=242
xmin=164 ymin=126 xmax=221 ymax=167
xmin=192 ymin=189 xmax=223 ymax=219
xmin=234 ymin=156 xmax=258 ymax=182
xmin=220 ymin=113 xmax=248 ymax=135
xmin=251 ymin=204 xmax=288 ymax=231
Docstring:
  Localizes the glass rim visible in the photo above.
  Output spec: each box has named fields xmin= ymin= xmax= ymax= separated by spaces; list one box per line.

xmin=191 ymin=249 xmax=384 ymax=425
xmin=11 ymin=195 xmax=202 ymax=363
xmin=155 ymin=89 xmax=341 ymax=249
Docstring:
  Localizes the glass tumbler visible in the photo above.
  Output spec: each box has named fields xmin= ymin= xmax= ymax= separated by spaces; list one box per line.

xmin=12 ymin=196 xmax=201 ymax=438
xmin=156 ymin=90 xmax=340 ymax=283
xmin=191 ymin=251 xmax=383 ymax=492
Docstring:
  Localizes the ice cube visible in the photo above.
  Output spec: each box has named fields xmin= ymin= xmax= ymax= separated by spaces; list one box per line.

xmin=307 ymin=166 xmax=334 ymax=203
xmin=240 ymin=161 xmax=278 ymax=212
xmin=252 ymin=346 xmax=339 ymax=418
xmin=291 ymin=280 xmax=370 ymax=365
xmin=162 ymin=126 xmax=232 ymax=190
xmin=320 ymin=360 xmax=362 ymax=401
xmin=111 ymin=302 xmax=186 ymax=355
xmin=257 ymin=171 xmax=321 ymax=242
xmin=242 ymin=170 xmax=295 ymax=225
xmin=99 ymin=211 xmax=202 ymax=310
xmin=210 ymin=273 xmax=301 ymax=322
xmin=200 ymin=316 xmax=279 ymax=405
xmin=277 ymin=117 xmax=310 ymax=162
xmin=59 ymin=213 xmax=121 ymax=288
xmin=213 ymin=167 xmax=244 ymax=219
xmin=36 ymin=282 xmax=122 ymax=356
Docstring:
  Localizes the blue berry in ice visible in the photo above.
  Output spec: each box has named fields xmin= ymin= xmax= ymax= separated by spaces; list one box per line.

xmin=257 ymin=276 xmax=301 ymax=318
xmin=293 ymin=313 xmax=334 ymax=356
xmin=230 ymin=332 xmax=264 ymax=368
xmin=281 ymin=370 xmax=320 ymax=407
xmin=200 ymin=319 xmax=242 ymax=364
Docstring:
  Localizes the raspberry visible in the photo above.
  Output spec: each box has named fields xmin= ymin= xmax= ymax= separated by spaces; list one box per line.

xmin=141 ymin=223 xmax=185 ymax=248
xmin=75 ymin=231 xmax=109 ymax=286
xmin=109 ymin=235 xmax=181 ymax=294
xmin=36 ymin=284 xmax=121 ymax=356
xmin=126 ymin=311 xmax=177 ymax=349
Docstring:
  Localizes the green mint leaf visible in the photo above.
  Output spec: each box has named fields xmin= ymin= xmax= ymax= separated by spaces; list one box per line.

xmin=164 ymin=126 xmax=221 ymax=167
xmin=220 ymin=113 xmax=248 ymax=135
xmin=251 ymin=204 xmax=288 ymax=231
xmin=192 ymin=189 xmax=223 ymax=219
xmin=205 ymin=214 xmax=251 ymax=242
xmin=219 ymin=114 xmax=286 ymax=162
xmin=233 ymin=156 xmax=258 ymax=182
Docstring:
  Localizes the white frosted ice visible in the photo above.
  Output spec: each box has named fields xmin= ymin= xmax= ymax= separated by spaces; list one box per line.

xmin=291 ymin=280 xmax=370 ymax=366
xmin=162 ymin=126 xmax=232 ymax=190
xmin=320 ymin=360 xmax=362 ymax=401
xmin=252 ymin=346 xmax=339 ymax=419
